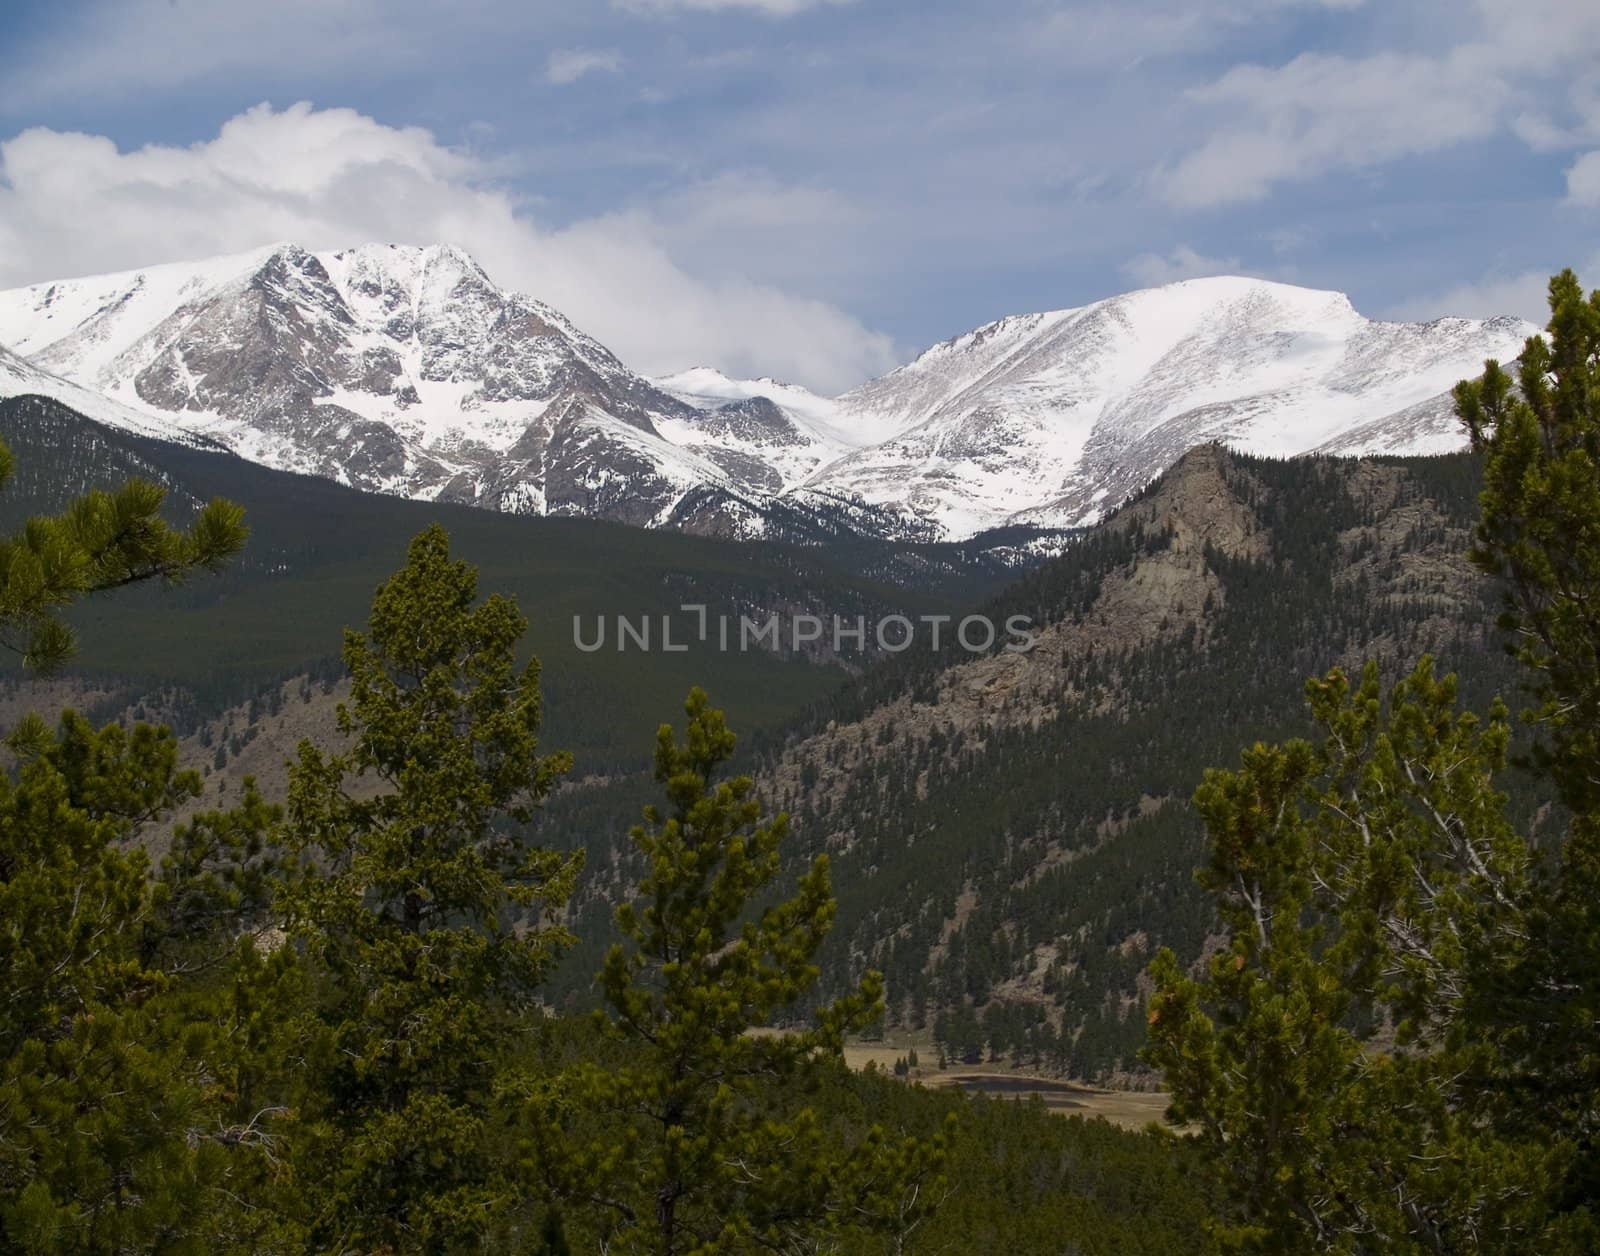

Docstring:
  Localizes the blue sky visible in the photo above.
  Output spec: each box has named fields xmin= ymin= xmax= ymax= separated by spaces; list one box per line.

xmin=0 ymin=0 xmax=1596 ymax=391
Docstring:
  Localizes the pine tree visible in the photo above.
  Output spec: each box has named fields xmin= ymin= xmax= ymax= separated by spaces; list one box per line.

xmin=0 ymin=443 xmax=254 ymax=1251
xmin=1455 ymin=267 xmax=1600 ymax=1224
xmin=1146 ymin=662 xmax=1568 ymax=1249
xmin=277 ymin=524 xmax=581 ymax=1250
xmin=0 ymin=445 xmax=245 ymax=670
xmin=1146 ymin=270 xmax=1600 ymax=1252
xmin=527 ymin=688 xmax=947 ymax=1254
xmin=0 ymin=714 xmax=281 ymax=1253
xmin=1455 ymin=270 xmax=1600 ymax=814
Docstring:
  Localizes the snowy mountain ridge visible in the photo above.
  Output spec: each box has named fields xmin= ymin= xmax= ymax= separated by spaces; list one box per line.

xmin=0 ymin=246 xmax=1539 ymax=541
xmin=817 ymin=276 xmax=1535 ymax=534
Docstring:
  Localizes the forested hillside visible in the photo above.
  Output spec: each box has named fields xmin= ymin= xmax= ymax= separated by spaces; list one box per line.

xmin=787 ymin=447 xmax=1527 ymax=1078
xmin=0 ymin=394 xmax=1028 ymax=770
xmin=5 ymin=280 xmax=1599 ymax=1251
xmin=548 ymin=444 xmax=1530 ymax=1078
xmin=0 ymin=469 xmax=1214 ymax=1252
xmin=0 ymin=393 xmax=1530 ymax=1084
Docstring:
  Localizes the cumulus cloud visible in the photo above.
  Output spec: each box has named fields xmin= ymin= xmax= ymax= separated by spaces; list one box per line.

xmin=545 ymin=48 xmax=623 ymax=85
xmin=1155 ymin=0 xmax=1600 ymax=208
xmin=1384 ymin=251 xmax=1600 ymax=326
xmin=637 ymin=172 xmax=867 ymax=292
xmin=1157 ymin=51 xmax=1507 ymax=208
xmin=1567 ymin=151 xmax=1600 ymax=206
xmin=1121 ymin=245 xmax=1249 ymax=287
xmin=0 ymin=103 xmax=894 ymax=393
xmin=1472 ymin=0 xmax=1600 ymax=74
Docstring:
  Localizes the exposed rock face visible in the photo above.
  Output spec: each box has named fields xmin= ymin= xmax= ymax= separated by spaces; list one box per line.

xmin=765 ymin=446 xmax=1274 ymax=814
xmin=0 ymin=252 xmax=1535 ymax=542
xmin=0 ymin=243 xmax=773 ymax=534
xmin=738 ymin=444 xmax=1498 ymax=1076
xmin=818 ymin=278 xmax=1533 ymax=535
xmin=763 ymin=442 xmax=1478 ymax=845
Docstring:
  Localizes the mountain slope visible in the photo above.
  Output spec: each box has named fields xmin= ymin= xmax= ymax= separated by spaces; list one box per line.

xmin=542 ymin=443 xmax=1530 ymax=1078
xmin=0 ymin=244 xmax=791 ymax=533
xmin=0 ymin=394 xmax=1034 ymax=765
xmin=5 ymin=385 xmax=1536 ymax=1080
xmin=0 ymin=251 xmax=1536 ymax=542
xmin=769 ymin=445 xmax=1528 ymax=1078
xmin=0 ymin=344 xmax=226 ymax=449
xmin=813 ymin=277 xmax=1535 ymax=535
xmin=652 ymin=367 xmax=855 ymax=493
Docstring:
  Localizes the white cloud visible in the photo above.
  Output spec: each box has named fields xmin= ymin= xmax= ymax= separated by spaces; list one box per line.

xmin=1387 ymin=273 xmax=1553 ymax=326
xmin=1158 ymin=51 xmax=1507 ymax=208
xmin=0 ymin=103 xmax=894 ymax=393
xmin=1155 ymin=0 xmax=1600 ymax=208
xmin=1513 ymin=112 xmax=1586 ymax=153
xmin=545 ymin=48 xmax=623 ymax=85
xmin=640 ymin=172 xmax=865 ymax=289
xmin=1122 ymin=245 xmax=1247 ymax=287
xmin=1471 ymin=0 xmax=1600 ymax=74
xmin=1567 ymin=151 xmax=1600 ymax=206
xmin=1384 ymin=251 xmax=1600 ymax=326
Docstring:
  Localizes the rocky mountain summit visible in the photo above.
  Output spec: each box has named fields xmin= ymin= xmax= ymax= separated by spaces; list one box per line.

xmin=0 ymin=243 xmax=779 ymax=532
xmin=0 ymin=246 xmax=1537 ymax=540
xmin=820 ymin=278 xmax=1534 ymax=534
xmin=734 ymin=442 xmax=1505 ymax=1076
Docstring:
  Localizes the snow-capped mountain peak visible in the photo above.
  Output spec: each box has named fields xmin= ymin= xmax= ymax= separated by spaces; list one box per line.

xmin=0 ymin=344 xmax=225 ymax=448
xmin=0 ymin=242 xmax=777 ymax=528
xmin=0 ymin=252 xmax=1539 ymax=542
xmin=814 ymin=275 xmax=1537 ymax=535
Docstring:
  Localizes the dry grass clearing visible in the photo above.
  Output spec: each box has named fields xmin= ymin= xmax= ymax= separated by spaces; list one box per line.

xmin=839 ymin=1041 xmax=1174 ymax=1133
